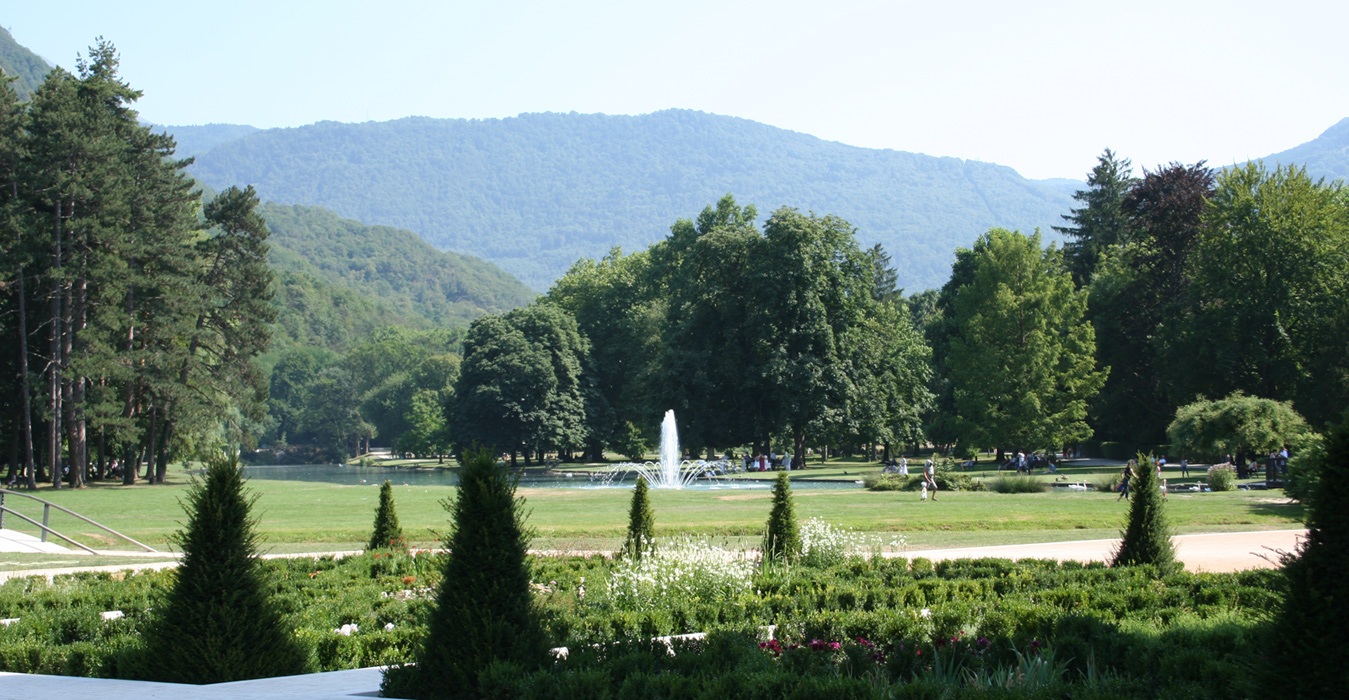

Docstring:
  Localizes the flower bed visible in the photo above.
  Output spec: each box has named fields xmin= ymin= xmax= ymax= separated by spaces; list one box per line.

xmin=1 ymin=546 xmax=1280 ymax=697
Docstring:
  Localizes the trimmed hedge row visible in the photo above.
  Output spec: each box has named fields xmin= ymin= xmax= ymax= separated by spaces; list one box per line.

xmin=1 ymin=550 xmax=1281 ymax=698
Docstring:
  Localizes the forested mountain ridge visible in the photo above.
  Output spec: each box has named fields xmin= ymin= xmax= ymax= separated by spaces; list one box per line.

xmin=155 ymin=123 xmax=261 ymax=158
xmin=261 ymin=201 xmax=536 ymax=327
xmin=1251 ymin=117 xmax=1349 ymax=183
xmin=0 ymin=26 xmax=50 ymax=101
xmin=181 ymin=110 xmax=1078 ymax=292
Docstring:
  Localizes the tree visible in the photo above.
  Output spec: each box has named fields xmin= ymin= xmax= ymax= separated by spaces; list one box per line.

xmin=123 ymin=451 xmax=309 ymax=682
xmin=621 ymin=476 xmax=655 ymax=560
xmin=1166 ymin=392 xmax=1309 ymax=461
xmin=1178 ymin=163 xmax=1349 ymax=428
xmin=298 ymin=368 xmax=374 ymax=458
xmin=761 ymin=472 xmax=800 ymax=563
xmin=382 ymin=448 xmax=548 ymax=699
xmin=946 ymin=229 xmax=1106 ymax=455
xmin=1088 ymin=162 xmax=1215 ymax=445
xmin=368 ymin=480 xmax=405 ymax=550
xmin=1053 ymin=148 xmax=1136 ymax=286
xmin=1259 ymin=414 xmax=1349 ymax=696
xmin=451 ymin=304 xmax=592 ymax=464
xmin=1110 ymin=452 xmax=1177 ymax=572
xmin=397 ymin=388 xmax=452 ymax=459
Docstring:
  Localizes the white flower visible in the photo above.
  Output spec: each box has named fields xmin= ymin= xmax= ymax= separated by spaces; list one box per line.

xmin=919 ymin=608 xmax=932 ymax=618
xmin=384 ymin=622 xmax=395 ymax=631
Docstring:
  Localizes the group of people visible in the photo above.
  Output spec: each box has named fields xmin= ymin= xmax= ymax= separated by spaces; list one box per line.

xmin=738 ymin=452 xmax=794 ymax=472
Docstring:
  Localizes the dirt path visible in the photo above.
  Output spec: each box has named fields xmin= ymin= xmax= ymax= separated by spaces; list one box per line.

xmin=0 ymin=531 xmax=1304 ymax=581
xmin=898 ymin=529 xmax=1304 ymax=572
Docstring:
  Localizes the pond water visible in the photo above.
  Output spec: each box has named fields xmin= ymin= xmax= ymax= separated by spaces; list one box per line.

xmin=239 ymin=464 xmax=861 ymax=490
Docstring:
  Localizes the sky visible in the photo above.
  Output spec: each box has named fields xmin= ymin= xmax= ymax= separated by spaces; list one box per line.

xmin=3 ymin=0 xmax=1346 ymax=180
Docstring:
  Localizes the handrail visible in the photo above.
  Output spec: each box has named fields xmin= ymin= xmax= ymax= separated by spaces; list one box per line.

xmin=0 ymin=488 xmax=159 ymax=552
xmin=0 ymin=507 xmax=100 ymax=554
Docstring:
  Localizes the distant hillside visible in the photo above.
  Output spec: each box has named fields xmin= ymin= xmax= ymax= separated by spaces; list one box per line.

xmin=181 ymin=110 xmax=1077 ymax=292
xmin=0 ymin=26 xmax=50 ymax=100
xmin=261 ymin=201 xmax=536 ymax=327
xmin=1252 ymin=118 xmax=1349 ymax=183
xmin=155 ymin=123 xmax=261 ymax=158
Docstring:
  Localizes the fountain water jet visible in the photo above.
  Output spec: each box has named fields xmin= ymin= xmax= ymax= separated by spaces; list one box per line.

xmin=595 ymin=410 xmax=732 ymax=489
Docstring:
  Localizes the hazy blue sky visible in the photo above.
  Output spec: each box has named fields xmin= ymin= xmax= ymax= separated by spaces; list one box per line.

xmin=4 ymin=0 xmax=1345 ymax=180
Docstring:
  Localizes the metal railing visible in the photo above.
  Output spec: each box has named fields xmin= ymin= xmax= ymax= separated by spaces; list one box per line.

xmin=0 ymin=488 xmax=159 ymax=553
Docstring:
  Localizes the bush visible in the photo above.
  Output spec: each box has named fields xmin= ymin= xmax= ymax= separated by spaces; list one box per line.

xmin=863 ymin=464 xmax=985 ymax=492
xmin=621 ymin=476 xmax=656 ymax=560
xmin=382 ymin=447 xmax=548 ymax=699
xmin=122 ymin=451 xmax=310 ymax=683
xmin=1206 ymin=464 xmax=1237 ymax=492
xmin=1093 ymin=474 xmax=1120 ymax=493
xmin=368 ymin=481 xmax=405 ymax=551
xmin=1284 ymin=433 xmax=1324 ymax=503
xmin=1259 ymin=414 xmax=1349 ymax=696
xmin=1111 ymin=454 xmax=1178 ymax=573
xmin=862 ymin=473 xmax=914 ymax=491
xmin=988 ymin=474 xmax=1048 ymax=493
xmin=761 ymin=472 xmax=800 ymax=563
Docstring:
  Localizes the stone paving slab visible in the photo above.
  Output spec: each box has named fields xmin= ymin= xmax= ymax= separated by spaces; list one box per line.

xmin=0 ymin=529 xmax=77 ymax=554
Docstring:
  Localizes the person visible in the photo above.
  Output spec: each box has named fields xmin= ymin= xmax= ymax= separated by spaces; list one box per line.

xmin=1180 ymin=459 xmax=1189 ymax=478
xmin=923 ymin=459 xmax=938 ymax=501
xmin=1117 ymin=461 xmax=1136 ymax=501
xmin=899 ymin=456 xmax=909 ymax=475
xmin=784 ymin=452 xmax=793 ymax=471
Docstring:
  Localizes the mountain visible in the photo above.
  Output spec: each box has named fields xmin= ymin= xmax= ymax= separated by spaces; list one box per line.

xmin=0 ymin=26 xmax=51 ymax=100
xmin=261 ymin=201 xmax=536 ymax=327
xmin=181 ymin=110 xmax=1078 ymax=292
xmin=156 ymin=123 xmax=261 ymax=158
xmin=1252 ymin=118 xmax=1349 ymax=183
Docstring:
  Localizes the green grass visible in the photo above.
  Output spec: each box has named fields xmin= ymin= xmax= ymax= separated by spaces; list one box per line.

xmin=0 ymin=461 xmax=1302 ymax=562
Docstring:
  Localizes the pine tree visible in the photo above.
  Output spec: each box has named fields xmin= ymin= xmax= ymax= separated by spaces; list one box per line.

xmin=123 ymin=452 xmax=308 ymax=683
xmin=368 ymin=480 xmax=405 ymax=550
xmin=621 ymin=476 xmax=655 ymax=559
xmin=1259 ymin=414 xmax=1349 ymax=695
xmin=1053 ymin=148 xmax=1135 ymax=286
xmin=382 ymin=448 xmax=548 ymax=699
xmin=1110 ymin=453 xmax=1177 ymax=572
xmin=761 ymin=471 xmax=800 ymax=563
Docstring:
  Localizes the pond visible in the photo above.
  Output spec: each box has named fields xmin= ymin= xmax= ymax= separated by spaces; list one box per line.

xmin=239 ymin=464 xmax=862 ymax=490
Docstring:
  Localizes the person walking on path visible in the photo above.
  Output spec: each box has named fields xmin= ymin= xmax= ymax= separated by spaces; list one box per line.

xmin=1180 ymin=459 xmax=1189 ymax=478
xmin=923 ymin=460 xmax=938 ymax=501
xmin=1117 ymin=461 xmax=1136 ymax=501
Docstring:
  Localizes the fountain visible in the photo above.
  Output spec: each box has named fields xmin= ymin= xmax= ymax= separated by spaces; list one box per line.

xmin=593 ymin=410 xmax=734 ymax=489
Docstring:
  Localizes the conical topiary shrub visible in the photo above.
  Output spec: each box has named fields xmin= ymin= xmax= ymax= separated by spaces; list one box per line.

xmin=761 ymin=471 xmax=801 ymax=563
xmin=368 ymin=480 xmax=405 ymax=550
xmin=621 ymin=476 xmax=656 ymax=559
xmin=1259 ymin=414 xmax=1349 ymax=696
xmin=1110 ymin=453 xmax=1178 ymax=572
xmin=122 ymin=452 xmax=309 ymax=683
xmin=382 ymin=447 xmax=548 ymax=699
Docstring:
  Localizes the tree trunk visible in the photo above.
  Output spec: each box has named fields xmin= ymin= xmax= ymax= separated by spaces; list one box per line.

xmin=793 ymin=430 xmax=807 ymax=471
xmin=144 ymin=401 xmax=159 ymax=483
xmin=154 ymin=419 xmax=171 ymax=484
xmin=47 ymin=199 xmax=64 ymax=489
xmin=14 ymin=254 xmax=37 ymax=490
xmin=65 ymin=268 xmax=88 ymax=488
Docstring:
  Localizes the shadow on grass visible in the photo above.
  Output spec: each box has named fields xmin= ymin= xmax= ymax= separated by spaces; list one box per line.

xmin=1244 ymin=500 xmax=1304 ymax=521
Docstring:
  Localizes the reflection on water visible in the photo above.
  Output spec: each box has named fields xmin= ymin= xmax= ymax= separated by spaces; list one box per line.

xmin=237 ymin=464 xmax=858 ymax=490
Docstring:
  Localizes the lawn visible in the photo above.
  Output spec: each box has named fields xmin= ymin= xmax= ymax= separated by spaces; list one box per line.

xmin=0 ymin=456 xmax=1302 ymax=564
